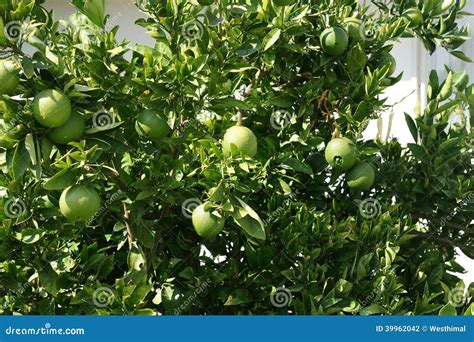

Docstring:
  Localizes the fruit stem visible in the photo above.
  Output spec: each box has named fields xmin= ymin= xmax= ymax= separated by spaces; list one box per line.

xmin=332 ymin=126 xmax=341 ymax=138
xmin=123 ymin=202 xmax=134 ymax=249
xmin=236 ymin=110 xmax=243 ymax=126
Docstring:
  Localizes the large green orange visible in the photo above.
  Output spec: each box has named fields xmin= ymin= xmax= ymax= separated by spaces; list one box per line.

xmin=402 ymin=8 xmax=423 ymax=28
xmin=324 ymin=137 xmax=357 ymax=170
xmin=192 ymin=203 xmax=225 ymax=238
xmin=343 ymin=18 xmax=364 ymax=42
xmin=135 ymin=109 xmax=170 ymax=142
xmin=320 ymin=27 xmax=349 ymax=56
xmin=59 ymin=185 xmax=101 ymax=221
xmin=377 ymin=53 xmax=397 ymax=76
xmin=47 ymin=112 xmax=85 ymax=144
xmin=346 ymin=161 xmax=375 ymax=191
xmin=273 ymin=0 xmax=297 ymax=6
xmin=33 ymin=89 xmax=72 ymax=128
xmin=0 ymin=59 xmax=19 ymax=95
xmin=222 ymin=125 xmax=257 ymax=157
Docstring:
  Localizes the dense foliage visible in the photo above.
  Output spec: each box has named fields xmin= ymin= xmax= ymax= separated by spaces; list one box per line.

xmin=0 ymin=0 xmax=473 ymax=315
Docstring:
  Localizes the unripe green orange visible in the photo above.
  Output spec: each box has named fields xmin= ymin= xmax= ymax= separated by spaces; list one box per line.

xmin=59 ymin=185 xmax=101 ymax=221
xmin=320 ymin=27 xmax=349 ymax=56
xmin=402 ymin=8 xmax=423 ymax=28
xmin=346 ymin=161 xmax=375 ymax=191
xmin=344 ymin=18 xmax=364 ymax=42
xmin=0 ymin=59 xmax=20 ymax=95
xmin=222 ymin=125 xmax=258 ymax=157
xmin=47 ymin=112 xmax=85 ymax=144
xmin=324 ymin=137 xmax=357 ymax=170
xmin=33 ymin=89 xmax=72 ymax=128
xmin=192 ymin=203 xmax=225 ymax=238
xmin=135 ymin=109 xmax=170 ymax=142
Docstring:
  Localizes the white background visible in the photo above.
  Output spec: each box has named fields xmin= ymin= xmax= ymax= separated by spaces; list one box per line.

xmin=44 ymin=0 xmax=474 ymax=285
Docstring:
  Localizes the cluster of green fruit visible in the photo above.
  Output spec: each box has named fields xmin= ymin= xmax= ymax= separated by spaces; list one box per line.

xmin=324 ymin=137 xmax=375 ymax=191
xmin=192 ymin=124 xmax=258 ymax=238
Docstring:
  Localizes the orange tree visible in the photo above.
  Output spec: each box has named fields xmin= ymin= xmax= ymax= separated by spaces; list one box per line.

xmin=0 ymin=0 xmax=473 ymax=315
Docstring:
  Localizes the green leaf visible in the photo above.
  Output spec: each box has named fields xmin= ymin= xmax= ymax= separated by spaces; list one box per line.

xmin=451 ymin=50 xmax=473 ymax=62
xmin=38 ymin=264 xmax=59 ymax=296
xmin=263 ymin=28 xmax=281 ymax=51
xmin=14 ymin=228 xmax=46 ymax=244
xmin=404 ymin=113 xmax=418 ymax=143
xmin=43 ymin=167 xmax=78 ymax=190
xmin=439 ymin=303 xmax=457 ymax=316
xmin=11 ymin=141 xmax=30 ymax=181
xmin=407 ymin=143 xmax=430 ymax=163
xmin=71 ymin=0 xmax=105 ymax=28
xmin=231 ymin=198 xmax=266 ymax=240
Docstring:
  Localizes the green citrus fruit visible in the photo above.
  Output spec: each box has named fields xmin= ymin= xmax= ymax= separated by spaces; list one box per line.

xmin=222 ymin=125 xmax=258 ymax=157
xmin=273 ymin=0 xmax=297 ymax=6
xmin=0 ymin=127 xmax=21 ymax=149
xmin=33 ymin=89 xmax=72 ymax=128
xmin=59 ymin=185 xmax=101 ymax=221
xmin=306 ymin=152 xmax=326 ymax=173
xmin=343 ymin=17 xmax=364 ymax=42
xmin=377 ymin=53 xmax=397 ymax=76
xmin=433 ymin=0 xmax=455 ymax=15
xmin=346 ymin=161 xmax=375 ymax=191
xmin=192 ymin=202 xmax=225 ymax=238
xmin=0 ymin=59 xmax=20 ymax=95
xmin=402 ymin=8 xmax=423 ymax=28
xmin=47 ymin=112 xmax=85 ymax=144
xmin=135 ymin=109 xmax=170 ymax=142
xmin=324 ymin=137 xmax=357 ymax=170
xmin=320 ymin=27 xmax=349 ymax=56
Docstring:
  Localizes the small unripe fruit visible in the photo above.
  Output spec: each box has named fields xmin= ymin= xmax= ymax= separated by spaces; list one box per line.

xmin=320 ymin=27 xmax=349 ymax=56
xmin=33 ymin=89 xmax=72 ymax=128
xmin=0 ymin=59 xmax=20 ymax=95
xmin=59 ymin=185 xmax=101 ymax=221
xmin=135 ymin=109 xmax=170 ymax=142
xmin=325 ymin=137 xmax=357 ymax=171
xmin=344 ymin=18 xmax=364 ymax=42
xmin=47 ymin=112 xmax=85 ymax=144
xmin=222 ymin=125 xmax=258 ymax=157
xmin=402 ymin=8 xmax=423 ymax=28
xmin=192 ymin=203 xmax=225 ymax=238
xmin=346 ymin=161 xmax=375 ymax=191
